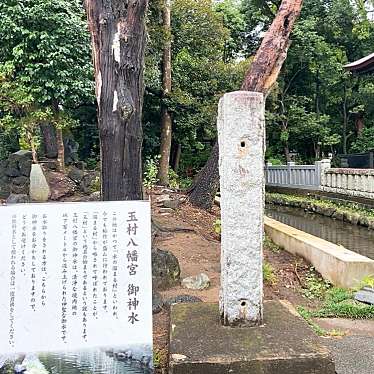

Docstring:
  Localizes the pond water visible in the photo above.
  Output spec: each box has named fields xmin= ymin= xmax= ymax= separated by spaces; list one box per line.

xmin=0 ymin=350 xmax=150 ymax=374
xmin=266 ymin=204 xmax=374 ymax=260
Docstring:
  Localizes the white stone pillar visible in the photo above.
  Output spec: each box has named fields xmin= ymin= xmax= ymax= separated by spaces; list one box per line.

xmin=218 ymin=91 xmax=265 ymax=327
xmin=318 ymin=159 xmax=331 ymax=189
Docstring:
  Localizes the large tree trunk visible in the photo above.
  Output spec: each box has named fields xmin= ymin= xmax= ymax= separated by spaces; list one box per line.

xmin=40 ymin=124 xmax=58 ymax=158
xmin=56 ymin=128 xmax=65 ymax=173
xmin=157 ymin=0 xmax=173 ymax=186
xmin=187 ymin=142 xmax=219 ymax=209
xmin=188 ymin=0 xmax=303 ymax=210
xmin=85 ymin=0 xmax=148 ymax=201
xmin=171 ymin=142 xmax=181 ymax=172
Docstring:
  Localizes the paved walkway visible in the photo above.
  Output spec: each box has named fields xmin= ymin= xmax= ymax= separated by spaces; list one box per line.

xmin=315 ymin=318 xmax=374 ymax=374
xmin=327 ymin=336 xmax=374 ymax=374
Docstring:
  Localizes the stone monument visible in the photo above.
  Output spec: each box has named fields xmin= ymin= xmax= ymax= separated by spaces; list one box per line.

xmin=169 ymin=91 xmax=336 ymax=374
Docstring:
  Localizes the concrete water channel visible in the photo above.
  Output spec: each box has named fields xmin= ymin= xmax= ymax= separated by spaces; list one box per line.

xmin=266 ymin=205 xmax=374 ymax=260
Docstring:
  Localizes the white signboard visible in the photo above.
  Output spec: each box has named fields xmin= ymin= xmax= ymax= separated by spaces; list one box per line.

xmin=0 ymin=201 xmax=152 ymax=372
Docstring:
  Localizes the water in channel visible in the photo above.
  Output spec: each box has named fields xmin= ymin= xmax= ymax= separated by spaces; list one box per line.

xmin=0 ymin=350 xmax=150 ymax=374
xmin=266 ymin=205 xmax=374 ymax=260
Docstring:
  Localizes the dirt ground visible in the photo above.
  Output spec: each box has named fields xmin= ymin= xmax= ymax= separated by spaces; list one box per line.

xmin=150 ymin=189 xmax=320 ymax=372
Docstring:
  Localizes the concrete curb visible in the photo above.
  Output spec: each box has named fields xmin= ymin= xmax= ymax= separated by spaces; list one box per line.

xmin=265 ymin=216 xmax=374 ymax=288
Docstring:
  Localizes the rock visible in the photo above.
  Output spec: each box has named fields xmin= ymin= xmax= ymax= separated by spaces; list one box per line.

xmin=74 ymin=161 xmax=86 ymax=170
xmin=0 ymin=160 xmax=7 ymax=175
xmin=163 ymin=199 xmax=180 ymax=209
xmin=64 ymin=135 xmax=79 ymax=165
xmin=8 ymin=150 xmax=33 ymax=176
xmin=354 ymin=287 xmax=374 ymax=305
xmin=10 ymin=176 xmax=29 ymax=195
xmin=368 ymin=219 xmax=374 ymax=230
xmin=152 ymin=248 xmax=181 ymax=290
xmin=10 ymin=183 xmax=29 ymax=195
xmin=42 ymin=160 xmax=58 ymax=171
xmin=182 ymin=273 xmax=210 ymax=290
xmin=159 ymin=207 xmax=174 ymax=214
xmin=359 ymin=216 xmax=370 ymax=227
xmin=80 ymin=172 xmax=100 ymax=194
xmin=89 ymin=191 xmax=101 ymax=201
xmin=46 ymin=171 xmax=76 ymax=200
xmin=0 ymin=178 xmax=11 ymax=199
xmin=29 ymin=164 xmax=50 ymax=202
xmin=6 ymin=194 xmax=29 ymax=204
xmin=68 ymin=166 xmax=85 ymax=184
xmin=332 ymin=211 xmax=344 ymax=220
xmin=4 ymin=159 xmax=20 ymax=177
xmin=155 ymin=194 xmax=170 ymax=203
xmin=165 ymin=295 xmax=203 ymax=307
xmin=12 ymin=176 xmax=29 ymax=186
xmin=322 ymin=207 xmax=336 ymax=217
xmin=152 ymin=291 xmax=164 ymax=314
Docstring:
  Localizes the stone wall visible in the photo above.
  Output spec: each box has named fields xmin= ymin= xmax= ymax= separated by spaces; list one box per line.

xmin=321 ymin=168 xmax=374 ymax=200
xmin=0 ymin=150 xmax=32 ymax=198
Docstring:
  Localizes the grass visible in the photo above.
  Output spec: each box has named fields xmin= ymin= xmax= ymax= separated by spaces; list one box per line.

xmin=297 ymin=270 xmax=374 ymax=335
xmin=264 ymin=235 xmax=282 ymax=253
xmin=298 ymin=286 xmax=374 ymax=336
xmin=301 ymin=267 xmax=332 ymax=301
xmin=263 ymin=261 xmax=277 ymax=285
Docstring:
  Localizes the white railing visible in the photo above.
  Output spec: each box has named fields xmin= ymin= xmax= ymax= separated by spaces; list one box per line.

xmin=265 ymin=160 xmax=331 ymax=190
xmin=321 ymin=168 xmax=374 ymax=199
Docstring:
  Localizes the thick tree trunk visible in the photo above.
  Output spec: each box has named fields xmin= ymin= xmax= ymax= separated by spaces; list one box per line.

xmin=187 ymin=142 xmax=219 ymax=210
xmin=355 ymin=113 xmax=364 ymax=136
xmin=56 ymin=128 xmax=65 ymax=173
xmin=171 ymin=142 xmax=181 ymax=172
xmin=157 ymin=0 xmax=173 ymax=186
xmin=241 ymin=0 xmax=303 ymax=94
xmin=188 ymin=0 xmax=303 ymax=210
xmin=85 ymin=0 xmax=148 ymax=201
xmin=40 ymin=124 xmax=58 ymax=158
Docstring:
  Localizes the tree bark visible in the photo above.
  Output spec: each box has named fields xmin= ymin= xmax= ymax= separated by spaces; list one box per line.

xmin=241 ymin=0 xmax=303 ymax=94
xmin=187 ymin=142 xmax=220 ymax=210
xmin=188 ymin=0 xmax=304 ymax=210
xmin=355 ymin=113 xmax=364 ymax=136
xmin=85 ymin=0 xmax=148 ymax=201
xmin=40 ymin=124 xmax=58 ymax=158
xmin=56 ymin=128 xmax=65 ymax=173
xmin=171 ymin=142 xmax=181 ymax=172
xmin=157 ymin=0 xmax=173 ymax=186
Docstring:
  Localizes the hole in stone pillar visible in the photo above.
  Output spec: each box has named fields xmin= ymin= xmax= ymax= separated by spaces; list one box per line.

xmin=240 ymin=301 xmax=247 ymax=307
xmin=240 ymin=141 xmax=246 ymax=148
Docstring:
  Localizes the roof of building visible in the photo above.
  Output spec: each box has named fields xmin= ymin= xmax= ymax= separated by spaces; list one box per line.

xmin=344 ymin=53 xmax=374 ymax=74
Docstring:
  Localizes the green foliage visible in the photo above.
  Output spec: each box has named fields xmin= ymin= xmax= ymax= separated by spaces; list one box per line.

xmin=0 ymin=0 xmax=94 ymax=160
xmin=213 ymin=219 xmax=222 ymax=235
xmin=351 ymin=127 xmax=374 ymax=153
xmin=359 ymin=275 xmax=374 ymax=290
xmin=143 ymin=157 xmax=160 ymax=189
xmin=144 ymin=0 xmax=248 ymax=173
xmin=297 ymin=306 xmax=329 ymax=336
xmin=0 ymin=0 xmax=93 ymax=107
xmin=168 ymin=168 xmax=193 ymax=190
xmin=90 ymin=175 xmax=101 ymax=193
xmin=302 ymin=267 xmax=332 ymax=300
xmin=247 ymin=0 xmax=374 ymax=162
xmin=306 ymin=287 xmax=374 ymax=319
xmin=263 ymin=261 xmax=277 ymax=285
xmin=264 ymin=235 xmax=281 ymax=253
